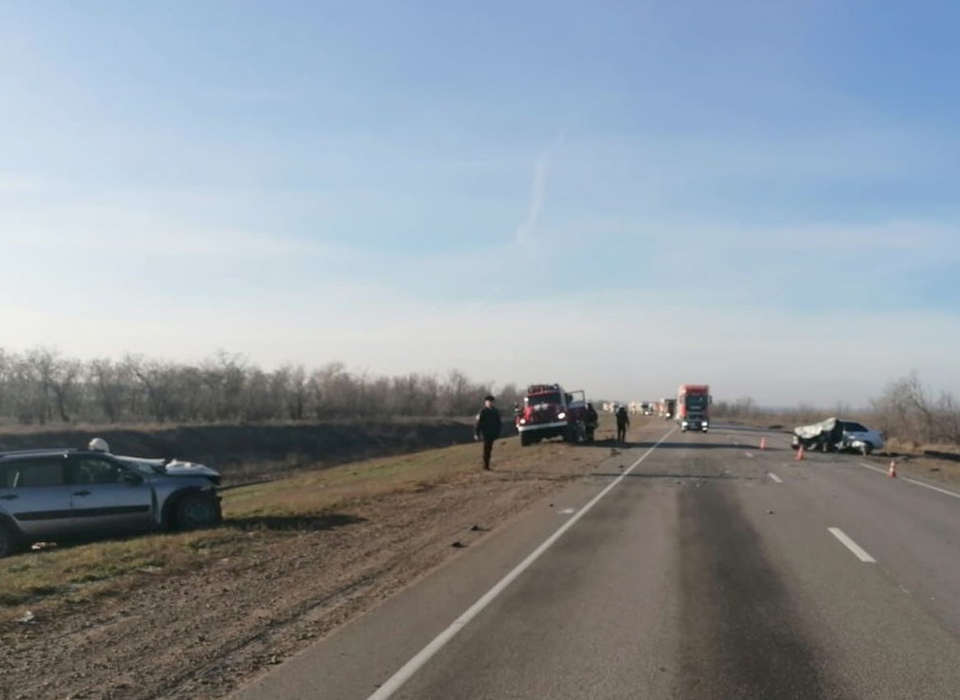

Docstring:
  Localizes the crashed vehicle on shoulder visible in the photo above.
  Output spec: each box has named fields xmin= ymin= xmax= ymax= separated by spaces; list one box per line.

xmin=790 ymin=417 xmax=885 ymax=455
xmin=0 ymin=441 xmax=222 ymax=558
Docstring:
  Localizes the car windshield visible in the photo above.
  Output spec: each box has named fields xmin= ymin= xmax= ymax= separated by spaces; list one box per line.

xmin=527 ymin=393 xmax=562 ymax=405
xmin=684 ymin=395 xmax=708 ymax=410
xmin=841 ymin=421 xmax=868 ymax=432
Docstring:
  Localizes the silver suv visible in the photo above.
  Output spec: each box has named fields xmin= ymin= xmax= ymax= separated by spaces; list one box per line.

xmin=0 ymin=448 xmax=222 ymax=557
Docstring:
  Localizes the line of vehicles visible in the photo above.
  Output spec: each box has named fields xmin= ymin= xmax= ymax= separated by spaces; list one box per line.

xmin=514 ymin=383 xmax=886 ymax=457
xmin=514 ymin=383 xmax=713 ymax=446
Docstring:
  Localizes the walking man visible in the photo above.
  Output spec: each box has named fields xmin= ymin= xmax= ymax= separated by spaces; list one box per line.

xmin=475 ymin=394 xmax=502 ymax=470
xmin=615 ymin=405 xmax=630 ymax=444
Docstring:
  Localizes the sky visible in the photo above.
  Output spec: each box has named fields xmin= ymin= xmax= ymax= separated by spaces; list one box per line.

xmin=1 ymin=0 xmax=959 ymax=407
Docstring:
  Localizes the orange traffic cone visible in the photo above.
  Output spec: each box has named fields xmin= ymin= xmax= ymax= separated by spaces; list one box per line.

xmin=795 ymin=445 xmax=805 ymax=461
xmin=760 ymin=437 xmax=767 ymax=450
xmin=888 ymin=460 xmax=897 ymax=478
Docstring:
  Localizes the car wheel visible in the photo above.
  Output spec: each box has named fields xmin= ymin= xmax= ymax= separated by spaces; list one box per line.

xmin=0 ymin=523 xmax=21 ymax=558
xmin=173 ymin=493 xmax=221 ymax=531
xmin=520 ymin=432 xmax=531 ymax=447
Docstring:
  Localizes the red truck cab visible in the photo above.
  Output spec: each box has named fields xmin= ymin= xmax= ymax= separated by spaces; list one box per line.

xmin=516 ymin=383 xmax=588 ymax=446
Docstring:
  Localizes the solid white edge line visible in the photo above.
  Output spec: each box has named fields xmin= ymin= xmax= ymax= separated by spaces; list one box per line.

xmin=857 ymin=461 xmax=960 ymax=500
xmin=364 ymin=427 xmax=678 ymax=700
xmin=768 ymin=473 xmax=783 ymax=483
xmin=828 ymin=527 xmax=877 ymax=563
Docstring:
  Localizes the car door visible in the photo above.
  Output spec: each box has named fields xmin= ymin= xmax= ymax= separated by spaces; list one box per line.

xmin=0 ymin=456 xmax=75 ymax=538
xmin=68 ymin=455 xmax=155 ymax=533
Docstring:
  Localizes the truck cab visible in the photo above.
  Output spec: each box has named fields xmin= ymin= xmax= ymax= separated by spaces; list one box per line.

xmin=677 ymin=385 xmax=711 ymax=432
xmin=516 ymin=384 xmax=588 ymax=446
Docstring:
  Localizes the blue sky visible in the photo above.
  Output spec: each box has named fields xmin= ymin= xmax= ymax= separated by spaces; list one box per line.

xmin=1 ymin=0 xmax=959 ymax=406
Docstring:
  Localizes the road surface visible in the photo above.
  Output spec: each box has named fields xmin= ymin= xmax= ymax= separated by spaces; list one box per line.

xmin=231 ymin=421 xmax=960 ymax=699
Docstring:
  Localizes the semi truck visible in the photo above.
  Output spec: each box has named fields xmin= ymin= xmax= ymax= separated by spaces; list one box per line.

xmin=658 ymin=398 xmax=677 ymax=419
xmin=677 ymin=384 xmax=711 ymax=432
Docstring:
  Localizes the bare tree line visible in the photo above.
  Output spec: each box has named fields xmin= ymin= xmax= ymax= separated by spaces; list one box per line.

xmin=0 ymin=347 xmax=522 ymax=426
xmin=711 ymin=397 xmax=761 ymax=421
xmin=6 ymin=346 xmax=954 ymax=448
xmin=870 ymin=372 xmax=960 ymax=448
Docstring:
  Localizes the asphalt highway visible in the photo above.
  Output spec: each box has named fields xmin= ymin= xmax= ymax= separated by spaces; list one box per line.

xmin=232 ymin=420 xmax=960 ymax=699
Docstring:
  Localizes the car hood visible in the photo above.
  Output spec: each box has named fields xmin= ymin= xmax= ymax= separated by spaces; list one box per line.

xmin=162 ymin=459 xmax=221 ymax=479
xmin=118 ymin=455 xmax=220 ymax=479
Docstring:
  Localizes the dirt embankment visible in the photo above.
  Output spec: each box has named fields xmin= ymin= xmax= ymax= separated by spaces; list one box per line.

xmin=0 ymin=419 xmax=487 ymax=482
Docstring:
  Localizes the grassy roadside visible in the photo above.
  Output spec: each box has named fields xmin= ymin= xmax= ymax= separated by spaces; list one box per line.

xmin=0 ymin=416 xmax=625 ymax=625
xmin=0 ymin=444 xmax=475 ymax=622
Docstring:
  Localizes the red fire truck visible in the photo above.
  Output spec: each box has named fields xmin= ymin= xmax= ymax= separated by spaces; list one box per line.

xmin=516 ymin=383 xmax=588 ymax=446
xmin=677 ymin=384 xmax=711 ymax=432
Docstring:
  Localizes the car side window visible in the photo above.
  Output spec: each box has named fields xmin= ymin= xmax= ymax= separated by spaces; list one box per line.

xmin=74 ymin=457 xmax=125 ymax=485
xmin=843 ymin=422 xmax=867 ymax=432
xmin=6 ymin=458 xmax=67 ymax=488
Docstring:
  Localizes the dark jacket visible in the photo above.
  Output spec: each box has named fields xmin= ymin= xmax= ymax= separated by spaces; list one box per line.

xmin=616 ymin=407 xmax=630 ymax=427
xmin=586 ymin=407 xmax=599 ymax=425
xmin=475 ymin=406 xmax=502 ymax=440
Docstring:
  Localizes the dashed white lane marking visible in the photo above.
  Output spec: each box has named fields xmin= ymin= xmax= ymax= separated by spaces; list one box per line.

xmin=558 ymin=508 xmax=576 ymax=515
xmin=364 ymin=427 xmax=678 ymax=700
xmin=828 ymin=527 xmax=877 ymax=563
xmin=768 ymin=473 xmax=783 ymax=483
xmin=858 ymin=461 xmax=960 ymax=501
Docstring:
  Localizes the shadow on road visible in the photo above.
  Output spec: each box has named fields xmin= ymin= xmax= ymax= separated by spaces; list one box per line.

xmin=713 ymin=424 xmax=791 ymax=435
xmin=616 ymin=441 xmax=761 ymax=450
xmin=227 ymin=512 xmax=367 ymax=532
xmin=590 ymin=472 xmax=756 ymax=481
xmin=490 ymin=469 xmax=581 ymax=482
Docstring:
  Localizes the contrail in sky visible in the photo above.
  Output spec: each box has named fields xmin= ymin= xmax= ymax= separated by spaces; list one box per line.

xmin=515 ymin=133 xmax=564 ymax=247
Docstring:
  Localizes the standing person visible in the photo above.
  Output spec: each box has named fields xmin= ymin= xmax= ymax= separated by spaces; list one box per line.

xmin=615 ymin=405 xmax=630 ymax=444
xmin=585 ymin=402 xmax=599 ymax=442
xmin=475 ymin=394 xmax=502 ymax=470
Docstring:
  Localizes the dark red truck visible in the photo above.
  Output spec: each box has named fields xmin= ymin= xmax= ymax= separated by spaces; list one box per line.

xmin=516 ymin=383 xmax=590 ymax=446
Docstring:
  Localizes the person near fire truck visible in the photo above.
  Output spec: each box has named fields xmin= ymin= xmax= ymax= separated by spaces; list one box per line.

xmin=615 ymin=405 xmax=630 ymax=443
xmin=475 ymin=394 xmax=502 ymax=470
xmin=585 ymin=402 xmax=599 ymax=442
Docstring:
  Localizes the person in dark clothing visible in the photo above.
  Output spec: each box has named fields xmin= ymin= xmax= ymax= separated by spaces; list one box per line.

xmin=475 ymin=394 xmax=502 ymax=470
xmin=585 ymin=403 xmax=599 ymax=442
xmin=615 ymin=405 xmax=630 ymax=444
